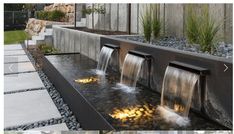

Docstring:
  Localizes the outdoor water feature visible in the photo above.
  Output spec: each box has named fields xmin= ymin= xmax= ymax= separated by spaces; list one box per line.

xmin=43 ymin=53 xmax=226 ymax=130
xmin=115 ymin=50 xmax=151 ymax=93
xmin=96 ymin=44 xmax=120 ymax=75
xmin=158 ymin=61 xmax=209 ymax=127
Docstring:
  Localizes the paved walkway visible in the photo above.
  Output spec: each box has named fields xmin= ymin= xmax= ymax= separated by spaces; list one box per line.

xmin=4 ymin=44 xmax=68 ymax=130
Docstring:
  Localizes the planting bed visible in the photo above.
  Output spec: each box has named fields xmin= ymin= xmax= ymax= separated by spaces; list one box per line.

xmin=116 ymin=35 xmax=233 ymax=59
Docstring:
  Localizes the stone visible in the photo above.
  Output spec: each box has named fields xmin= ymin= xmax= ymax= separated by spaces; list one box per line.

xmin=4 ymin=90 xmax=61 ymax=128
xmin=4 ymin=55 xmax=30 ymax=63
xmin=4 ymin=62 xmax=35 ymax=74
xmin=4 ymin=44 xmax=23 ymax=50
xmin=4 ymin=72 xmax=45 ymax=93
xmin=29 ymin=123 xmax=68 ymax=131
xmin=4 ymin=50 xmax=26 ymax=56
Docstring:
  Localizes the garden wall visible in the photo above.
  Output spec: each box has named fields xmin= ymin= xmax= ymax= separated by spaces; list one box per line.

xmin=82 ymin=3 xmax=233 ymax=43
xmin=52 ymin=26 xmax=102 ymax=61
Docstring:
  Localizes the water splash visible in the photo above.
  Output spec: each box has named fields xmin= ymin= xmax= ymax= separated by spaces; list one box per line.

xmin=115 ymin=54 xmax=145 ymax=93
xmin=159 ymin=66 xmax=199 ymax=126
xmin=96 ymin=46 xmax=114 ymax=75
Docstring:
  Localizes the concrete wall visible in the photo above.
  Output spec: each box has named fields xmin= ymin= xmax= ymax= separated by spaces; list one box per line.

xmin=52 ymin=26 xmax=102 ymax=61
xmin=81 ymin=3 xmax=232 ymax=43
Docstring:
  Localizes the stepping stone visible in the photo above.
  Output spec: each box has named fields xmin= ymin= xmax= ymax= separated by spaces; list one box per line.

xmin=4 ymin=62 xmax=35 ymax=74
xmin=4 ymin=44 xmax=23 ymax=50
xmin=4 ymin=55 xmax=30 ymax=63
xmin=29 ymin=123 xmax=69 ymax=131
xmin=5 ymin=50 xmax=26 ymax=56
xmin=4 ymin=72 xmax=45 ymax=93
xmin=4 ymin=90 xmax=61 ymax=128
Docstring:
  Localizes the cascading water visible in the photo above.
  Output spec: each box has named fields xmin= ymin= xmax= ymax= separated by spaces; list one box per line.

xmin=115 ymin=54 xmax=145 ymax=93
xmin=158 ymin=66 xmax=199 ymax=127
xmin=96 ymin=46 xmax=114 ymax=75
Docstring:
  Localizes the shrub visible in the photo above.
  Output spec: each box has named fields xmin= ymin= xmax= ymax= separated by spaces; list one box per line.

xmin=48 ymin=10 xmax=65 ymax=21
xmin=37 ymin=10 xmax=65 ymax=22
xmin=37 ymin=11 xmax=49 ymax=20
xmin=198 ymin=8 xmax=220 ymax=53
xmin=141 ymin=6 xmax=152 ymax=43
xmin=186 ymin=7 xmax=200 ymax=44
xmin=185 ymin=6 xmax=220 ymax=53
xmin=151 ymin=5 xmax=161 ymax=39
xmin=38 ymin=44 xmax=58 ymax=54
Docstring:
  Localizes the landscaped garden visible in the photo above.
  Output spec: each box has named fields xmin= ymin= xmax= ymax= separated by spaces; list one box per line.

xmin=3 ymin=3 xmax=233 ymax=132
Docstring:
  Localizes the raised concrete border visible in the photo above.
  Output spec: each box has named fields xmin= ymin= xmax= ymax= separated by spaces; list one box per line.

xmin=52 ymin=26 xmax=102 ymax=61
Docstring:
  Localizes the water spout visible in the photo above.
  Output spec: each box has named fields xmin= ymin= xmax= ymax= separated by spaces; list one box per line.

xmin=115 ymin=53 xmax=145 ymax=93
xmin=159 ymin=66 xmax=199 ymax=126
xmin=96 ymin=46 xmax=114 ymax=75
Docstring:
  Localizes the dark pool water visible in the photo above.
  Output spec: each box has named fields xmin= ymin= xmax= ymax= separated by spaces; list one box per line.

xmin=45 ymin=54 xmax=226 ymax=130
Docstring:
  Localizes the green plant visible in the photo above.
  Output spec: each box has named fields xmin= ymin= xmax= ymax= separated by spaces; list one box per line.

xmin=186 ymin=7 xmax=200 ymax=44
xmin=198 ymin=7 xmax=220 ymax=53
xmin=38 ymin=44 xmax=58 ymax=54
xmin=141 ymin=6 xmax=152 ymax=43
xmin=151 ymin=4 xmax=161 ymax=39
xmin=48 ymin=10 xmax=65 ymax=21
xmin=37 ymin=10 xmax=65 ymax=22
xmin=185 ymin=6 xmax=220 ymax=53
xmin=37 ymin=11 xmax=49 ymax=20
xmin=82 ymin=4 xmax=106 ymax=15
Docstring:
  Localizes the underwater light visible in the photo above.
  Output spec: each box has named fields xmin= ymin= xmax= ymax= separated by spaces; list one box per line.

xmin=109 ymin=104 xmax=156 ymax=122
xmin=74 ymin=77 xmax=98 ymax=84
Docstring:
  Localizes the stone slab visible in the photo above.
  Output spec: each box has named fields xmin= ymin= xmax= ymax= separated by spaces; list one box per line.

xmin=4 ymin=44 xmax=23 ymax=50
xmin=4 ymin=90 xmax=61 ymax=128
xmin=30 ymin=123 xmax=68 ymax=131
xmin=4 ymin=72 xmax=45 ymax=92
xmin=4 ymin=55 xmax=30 ymax=63
xmin=4 ymin=62 xmax=36 ymax=74
xmin=4 ymin=50 xmax=26 ymax=56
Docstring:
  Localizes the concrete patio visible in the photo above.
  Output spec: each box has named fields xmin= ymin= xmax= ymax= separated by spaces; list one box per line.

xmin=4 ymin=44 xmax=69 ymax=130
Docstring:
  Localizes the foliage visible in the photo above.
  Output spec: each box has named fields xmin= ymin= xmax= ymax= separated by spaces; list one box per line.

xmin=38 ymin=44 xmax=58 ymax=54
xmin=82 ymin=4 xmax=106 ymax=15
xmin=185 ymin=6 xmax=220 ymax=53
xmin=140 ymin=6 xmax=152 ymax=42
xmin=151 ymin=4 xmax=161 ymax=39
xmin=4 ymin=30 xmax=30 ymax=44
xmin=37 ymin=11 xmax=49 ymax=20
xmin=198 ymin=7 xmax=220 ymax=53
xmin=186 ymin=7 xmax=200 ymax=44
xmin=4 ymin=4 xmax=25 ymax=11
xmin=37 ymin=10 xmax=65 ymax=22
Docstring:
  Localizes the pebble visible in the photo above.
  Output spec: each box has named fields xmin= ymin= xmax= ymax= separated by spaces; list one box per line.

xmin=117 ymin=36 xmax=232 ymax=59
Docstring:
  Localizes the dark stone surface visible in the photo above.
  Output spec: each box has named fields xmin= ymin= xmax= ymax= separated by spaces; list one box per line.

xmin=45 ymin=54 xmax=227 ymax=130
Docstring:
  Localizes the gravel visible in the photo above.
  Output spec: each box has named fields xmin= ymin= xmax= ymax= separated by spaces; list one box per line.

xmin=5 ymin=44 xmax=82 ymax=130
xmin=116 ymin=36 xmax=233 ymax=59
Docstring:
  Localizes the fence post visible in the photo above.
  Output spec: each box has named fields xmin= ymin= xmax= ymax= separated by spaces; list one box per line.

xmin=12 ymin=11 xmax=14 ymax=25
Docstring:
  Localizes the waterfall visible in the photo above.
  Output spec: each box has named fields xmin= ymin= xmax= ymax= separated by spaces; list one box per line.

xmin=158 ymin=66 xmax=199 ymax=127
xmin=116 ymin=54 xmax=145 ymax=93
xmin=96 ymin=46 xmax=114 ymax=75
